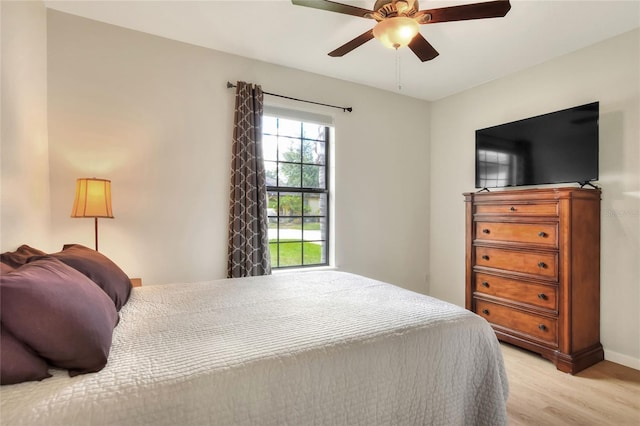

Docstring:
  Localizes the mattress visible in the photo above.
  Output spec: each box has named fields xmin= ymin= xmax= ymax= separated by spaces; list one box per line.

xmin=1 ymin=271 xmax=509 ymax=425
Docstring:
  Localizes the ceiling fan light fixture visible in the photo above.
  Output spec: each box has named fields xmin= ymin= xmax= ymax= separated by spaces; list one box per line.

xmin=373 ymin=17 xmax=419 ymax=50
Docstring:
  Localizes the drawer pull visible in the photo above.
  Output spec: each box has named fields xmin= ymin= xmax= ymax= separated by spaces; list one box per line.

xmin=538 ymin=324 xmax=548 ymax=332
xmin=538 ymin=261 xmax=547 ymax=268
xmin=481 ymin=281 xmax=490 ymax=288
xmin=538 ymin=293 xmax=548 ymax=300
xmin=482 ymin=228 xmax=490 ymax=234
xmin=482 ymin=309 xmax=490 ymax=315
xmin=538 ymin=231 xmax=547 ymax=238
xmin=509 ymin=206 xmax=516 ymax=212
xmin=482 ymin=255 xmax=490 ymax=261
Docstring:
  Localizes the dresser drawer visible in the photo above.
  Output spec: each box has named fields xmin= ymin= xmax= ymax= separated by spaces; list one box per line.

xmin=474 ymin=273 xmax=557 ymax=310
xmin=475 ymin=222 xmax=557 ymax=247
xmin=475 ymin=246 xmax=558 ymax=281
xmin=475 ymin=202 xmax=557 ymax=216
xmin=475 ymin=299 xmax=558 ymax=345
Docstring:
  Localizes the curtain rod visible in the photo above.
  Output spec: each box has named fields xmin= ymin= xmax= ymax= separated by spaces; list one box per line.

xmin=226 ymin=82 xmax=352 ymax=113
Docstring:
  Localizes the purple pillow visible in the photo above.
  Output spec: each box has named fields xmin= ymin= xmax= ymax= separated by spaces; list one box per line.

xmin=1 ymin=327 xmax=51 ymax=385
xmin=32 ymin=244 xmax=131 ymax=311
xmin=0 ymin=244 xmax=46 ymax=269
xmin=0 ymin=258 xmax=119 ymax=376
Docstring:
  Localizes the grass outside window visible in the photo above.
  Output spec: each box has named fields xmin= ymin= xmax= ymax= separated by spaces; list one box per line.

xmin=269 ymin=240 xmax=323 ymax=267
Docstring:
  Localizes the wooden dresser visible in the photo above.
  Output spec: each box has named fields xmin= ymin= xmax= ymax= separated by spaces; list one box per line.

xmin=464 ymin=187 xmax=603 ymax=373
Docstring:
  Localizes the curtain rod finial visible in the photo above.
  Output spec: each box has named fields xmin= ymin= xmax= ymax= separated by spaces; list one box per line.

xmin=226 ymin=81 xmax=234 ymax=89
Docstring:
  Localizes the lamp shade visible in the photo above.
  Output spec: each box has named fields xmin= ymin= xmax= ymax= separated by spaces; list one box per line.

xmin=71 ymin=178 xmax=114 ymax=218
xmin=373 ymin=17 xmax=420 ymax=50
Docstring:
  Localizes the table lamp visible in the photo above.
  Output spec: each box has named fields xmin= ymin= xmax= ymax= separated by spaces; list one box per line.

xmin=71 ymin=178 xmax=114 ymax=251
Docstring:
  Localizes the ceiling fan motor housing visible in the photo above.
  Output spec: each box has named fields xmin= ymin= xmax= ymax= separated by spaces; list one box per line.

xmin=372 ymin=0 xmax=419 ymax=18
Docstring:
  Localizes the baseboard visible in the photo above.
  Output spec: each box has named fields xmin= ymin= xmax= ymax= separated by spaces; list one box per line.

xmin=605 ymin=349 xmax=640 ymax=370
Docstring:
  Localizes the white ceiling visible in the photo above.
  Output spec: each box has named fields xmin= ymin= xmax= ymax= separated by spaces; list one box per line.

xmin=44 ymin=0 xmax=640 ymax=101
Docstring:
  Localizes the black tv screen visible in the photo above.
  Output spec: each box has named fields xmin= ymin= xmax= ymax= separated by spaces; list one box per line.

xmin=475 ymin=102 xmax=599 ymax=189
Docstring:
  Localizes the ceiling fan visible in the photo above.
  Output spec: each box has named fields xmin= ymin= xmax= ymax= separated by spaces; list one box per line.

xmin=291 ymin=0 xmax=511 ymax=62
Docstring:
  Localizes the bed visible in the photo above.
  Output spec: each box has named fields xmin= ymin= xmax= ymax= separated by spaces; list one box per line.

xmin=1 ymin=266 xmax=508 ymax=425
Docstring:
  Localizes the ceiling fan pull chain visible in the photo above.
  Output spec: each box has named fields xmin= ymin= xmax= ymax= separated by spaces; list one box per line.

xmin=396 ymin=49 xmax=402 ymax=91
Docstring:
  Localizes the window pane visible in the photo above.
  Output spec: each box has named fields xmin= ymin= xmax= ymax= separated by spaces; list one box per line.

xmin=278 ymin=192 xmax=303 ymax=217
xmin=303 ymin=141 xmax=325 ymax=165
xmin=303 ymin=123 xmax=326 ymax=141
xmin=263 ymin=116 xmax=277 ymax=135
xmin=267 ymin=191 xmax=278 ymax=215
xmin=302 ymin=165 xmax=324 ymax=189
xmin=278 ymin=242 xmax=302 ymax=267
xmin=302 ymin=217 xmax=325 ymax=241
xmin=262 ymin=135 xmax=278 ymax=161
xmin=264 ymin=162 xmax=278 ymax=187
xmin=319 ymin=241 xmax=328 ymax=264
xmin=278 ymin=164 xmax=301 ymax=187
xmin=279 ymin=217 xmax=302 ymax=241
xmin=305 ymin=193 xmax=327 ymax=216
xmin=302 ymin=241 xmax=323 ymax=265
xmin=268 ymin=242 xmax=279 ymax=267
xmin=278 ymin=137 xmax=301 ymax=163
xmin=278 ymin=119 xmax=302 ymax=138
xmin=268 ymin=217 xmax=278 ymax=242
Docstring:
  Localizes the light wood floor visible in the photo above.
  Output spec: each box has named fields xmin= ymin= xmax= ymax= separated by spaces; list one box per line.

xmin=501 ymin=343 xmax=640 ymax=425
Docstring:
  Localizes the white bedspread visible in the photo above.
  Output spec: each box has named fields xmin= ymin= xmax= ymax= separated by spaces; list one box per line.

xmin=1 ymin=271 xmax=508 ymax=425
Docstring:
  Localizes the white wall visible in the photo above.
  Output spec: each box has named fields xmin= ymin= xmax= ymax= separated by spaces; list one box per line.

xmin=429 ymin=29 xmax=640 ymax=369
xmin=45 ymin=10 xmax=430 ymax=292
xmin=0 ymin=0 xmax=51 ymax=251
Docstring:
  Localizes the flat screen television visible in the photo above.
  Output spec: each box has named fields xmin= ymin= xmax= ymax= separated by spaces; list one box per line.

xmin=475 ymin=102 xmax=599 ymax=189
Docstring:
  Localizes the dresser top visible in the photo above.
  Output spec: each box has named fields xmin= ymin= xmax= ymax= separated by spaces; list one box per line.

xmin=464 ymin=186 xmax=601 ymax=202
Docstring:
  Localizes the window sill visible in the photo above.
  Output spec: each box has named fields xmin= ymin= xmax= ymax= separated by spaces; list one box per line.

xmin=272 ymin=265 xmax=338 ymax=275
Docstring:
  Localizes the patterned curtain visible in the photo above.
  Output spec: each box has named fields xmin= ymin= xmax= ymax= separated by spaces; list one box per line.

xmin=227 ymin=81 xmax=271 ymax=277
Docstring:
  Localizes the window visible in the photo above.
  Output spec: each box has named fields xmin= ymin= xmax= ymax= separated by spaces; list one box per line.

xmin=262 ymin=112 xmax=330 ymax=269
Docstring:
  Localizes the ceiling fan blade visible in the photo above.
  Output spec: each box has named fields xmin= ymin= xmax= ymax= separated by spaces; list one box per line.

xmin=291 ymin=0 xmax=373 ymax=18
xmin=408 ymin=34 xmax=439 ymax=62
xmin=328 ymin=29 xmax=375 ymax=57
xmin=417 ymin=0 xmax=511 ymax=24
